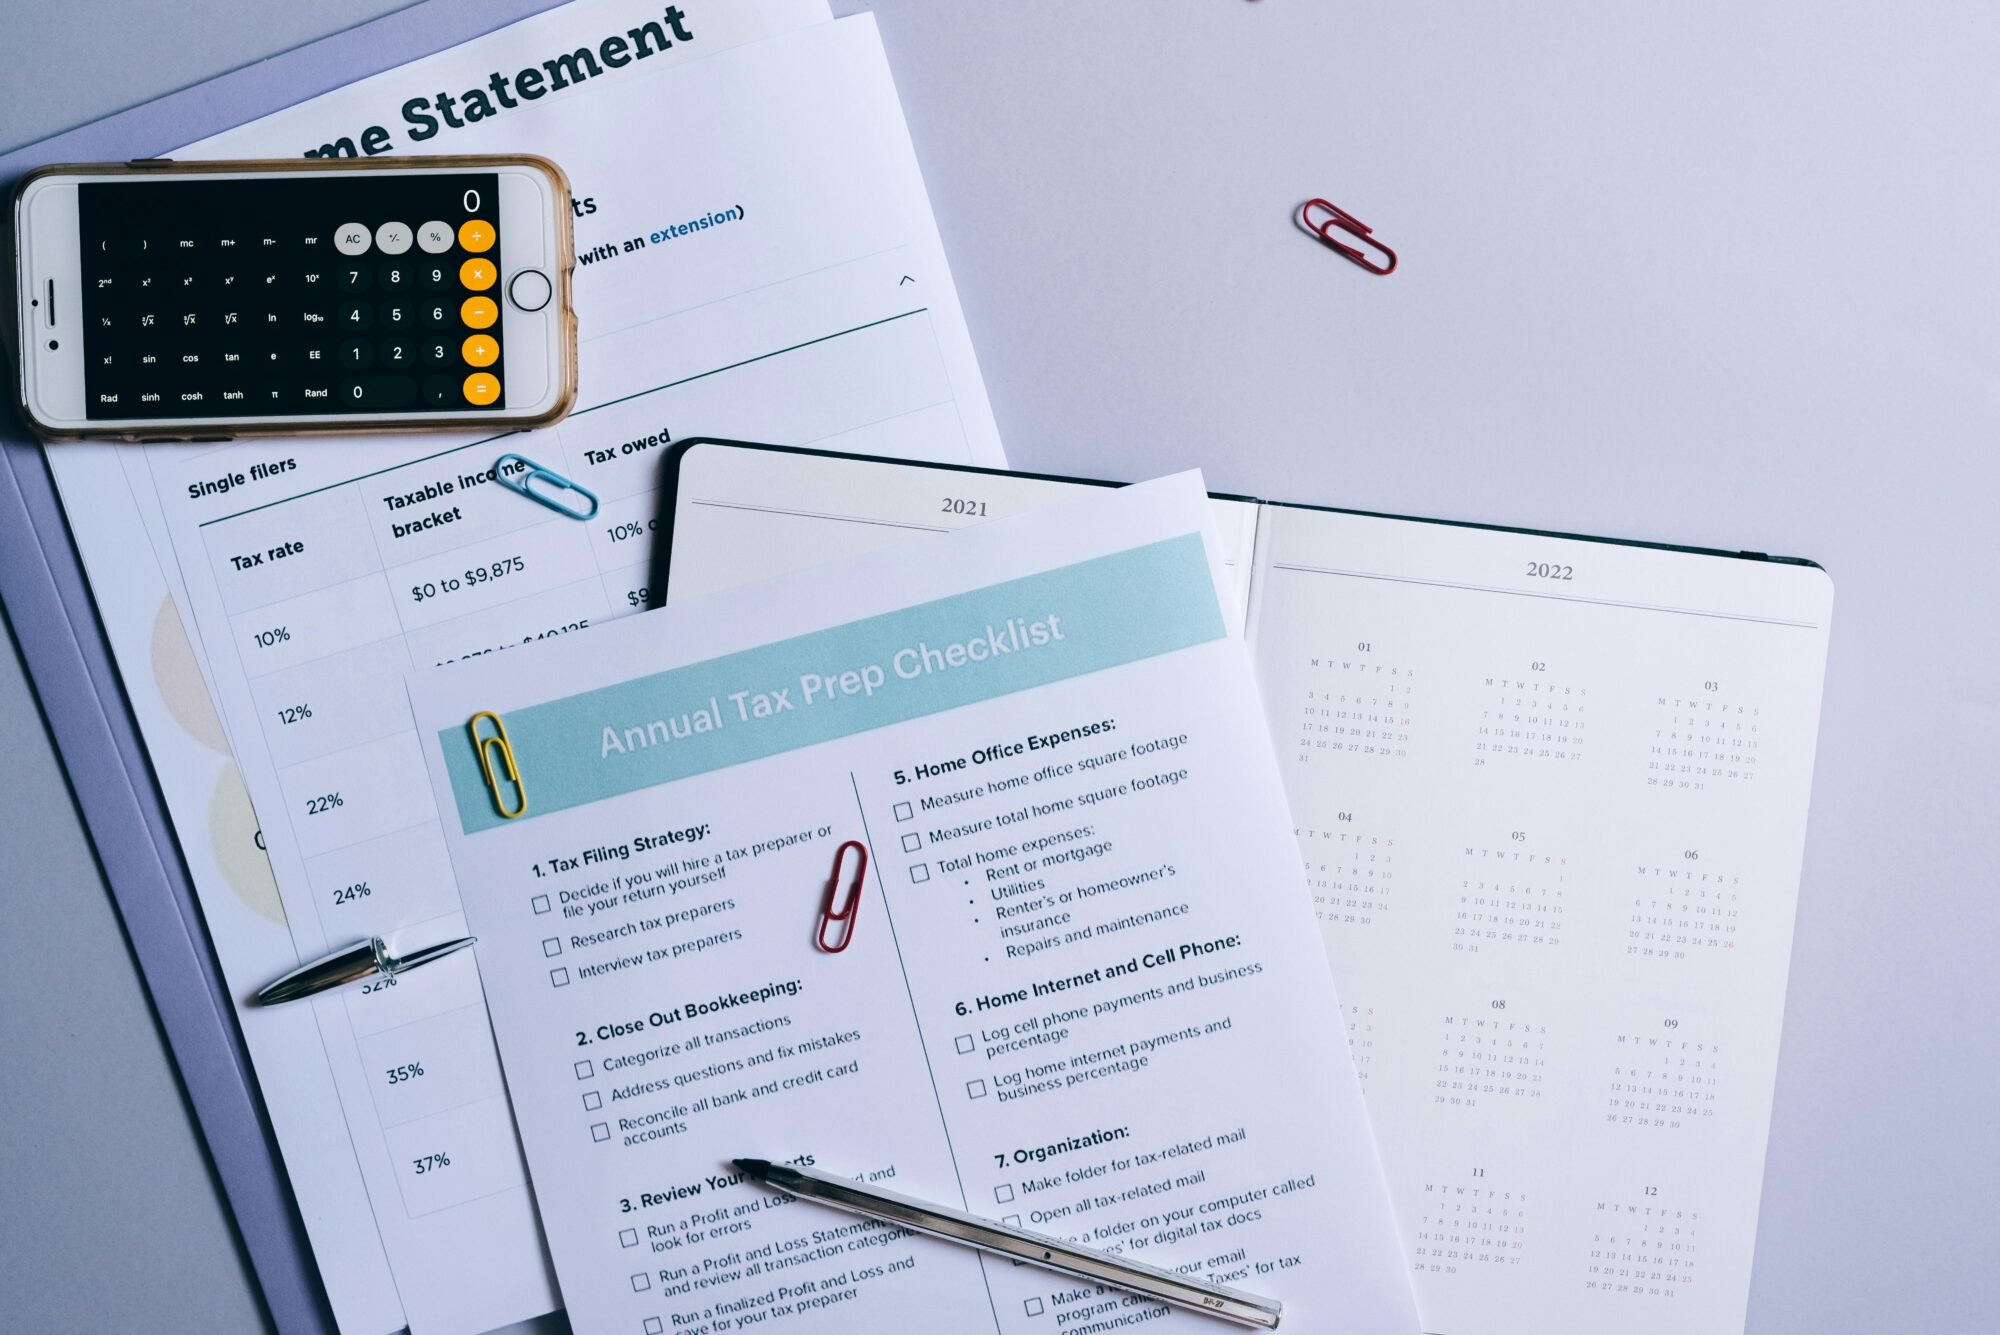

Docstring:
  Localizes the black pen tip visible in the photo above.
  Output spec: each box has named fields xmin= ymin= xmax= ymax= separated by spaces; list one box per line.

xmin=733 ymin=1158 xmax=772 ymax=1179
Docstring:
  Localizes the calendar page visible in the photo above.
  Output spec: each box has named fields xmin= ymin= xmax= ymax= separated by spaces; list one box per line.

xmin=1247 ymin=506 xmax=1832 ymax=1335
xmin=657 ymin=443 xmax=1837 ymax=1335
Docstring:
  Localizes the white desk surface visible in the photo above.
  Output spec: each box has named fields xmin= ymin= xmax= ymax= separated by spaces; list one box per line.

xmin=4 ymin=2 xmax=1995 ymax=1331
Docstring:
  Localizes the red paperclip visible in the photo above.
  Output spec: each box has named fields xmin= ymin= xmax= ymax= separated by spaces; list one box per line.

xmin=816 ymin=840 xmax=868 ymax=953
xmin=1298 ymin=198 xmax=1398 ymax=275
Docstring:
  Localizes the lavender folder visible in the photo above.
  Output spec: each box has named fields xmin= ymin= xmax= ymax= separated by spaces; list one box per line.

xmin=0 ymin=2 xmax=564 ymax=1329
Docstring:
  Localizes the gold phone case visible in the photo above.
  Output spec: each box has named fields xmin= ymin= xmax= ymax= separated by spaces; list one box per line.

xmin=11 ymin=154 xmax=578 ymax=443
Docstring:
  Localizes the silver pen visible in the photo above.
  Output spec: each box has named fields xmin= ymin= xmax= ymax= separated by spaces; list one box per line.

xmin=732 ymin=1158 xmax=1282 ymax=1329
xmin=255 ymin=935 xmax=476 ymax=1005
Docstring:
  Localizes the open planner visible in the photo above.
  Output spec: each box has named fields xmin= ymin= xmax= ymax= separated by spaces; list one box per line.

xmin=658 ymin=440 xmax=1836 ymax=1335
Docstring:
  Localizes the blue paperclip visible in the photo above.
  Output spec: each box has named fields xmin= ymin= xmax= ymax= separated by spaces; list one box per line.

xmin=494 ymin=453 xmax=599 ymax=520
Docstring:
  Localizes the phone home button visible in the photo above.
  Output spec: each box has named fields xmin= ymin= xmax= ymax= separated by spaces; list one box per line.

xmin=507 ymin=269 xmax=552 ymax=312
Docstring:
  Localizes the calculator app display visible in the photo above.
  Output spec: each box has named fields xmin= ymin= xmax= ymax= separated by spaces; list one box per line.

xmin=79 ymin=173 xmax=508 ymax=420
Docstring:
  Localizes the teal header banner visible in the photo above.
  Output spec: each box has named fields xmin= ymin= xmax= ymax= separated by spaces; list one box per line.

xmin=440 ymin=534 xmax=1225 ymax=833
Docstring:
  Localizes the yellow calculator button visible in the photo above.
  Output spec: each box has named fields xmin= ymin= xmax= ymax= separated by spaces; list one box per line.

xmin=461 ymin=334 xmax=499 ymax=367
xmin=457 ymin=219 xmax=496 ymax=253
xmin=460 ymin=295 xmax=498 ymax=329
xmin=459 ymin=257 xmax=497 ymax=290
xmin=463 ymin=372 xmax=501 ymax=406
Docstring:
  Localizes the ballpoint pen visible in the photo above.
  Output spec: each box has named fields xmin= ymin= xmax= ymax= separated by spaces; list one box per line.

xmin=732 ymin=1158 xmax=1283 ymax=1329
xmin=255 ymin=935 xmax=477 ymax=1005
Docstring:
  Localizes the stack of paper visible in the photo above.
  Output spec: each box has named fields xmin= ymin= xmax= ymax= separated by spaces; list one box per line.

xmin=33 ymin=3 xmax=1833 ymax=1333
xmin=46 ymin=2 xmax=1012 ymax=1329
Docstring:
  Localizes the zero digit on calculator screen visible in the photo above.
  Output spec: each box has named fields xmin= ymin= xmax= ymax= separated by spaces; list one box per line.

xmin=78 ymin=173 xmax=505 ymax=418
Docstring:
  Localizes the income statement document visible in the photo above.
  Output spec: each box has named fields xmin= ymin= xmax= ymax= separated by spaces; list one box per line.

xmin=42 ymin=5 xmax=1005 ymax=1330
xmin=409 ymin=476 xmax=1419 ymax=1334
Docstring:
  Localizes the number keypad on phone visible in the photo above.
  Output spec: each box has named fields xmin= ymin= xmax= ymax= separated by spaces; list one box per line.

xmin=78 ymin=174 xmax=507 ymax=420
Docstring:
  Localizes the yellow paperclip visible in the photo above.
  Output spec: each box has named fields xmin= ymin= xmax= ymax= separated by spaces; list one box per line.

xmin=469 ymin=711 xmax=527 ymax=819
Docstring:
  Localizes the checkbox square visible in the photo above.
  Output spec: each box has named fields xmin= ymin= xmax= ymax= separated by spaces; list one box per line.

xmin=584 ymin=1091 xmax=603 ymax=1111
xmin=893 ymin=801 xmax=913 ymax=821
xmin=909 ymin=862 xmax=930 ymax=884
xmin=966 ymin=1078 xmax=987 ymax=1099
xmin=575 ymin=1059 xmax=595 ymax=1080
xmin=1003 ymin=1214 xmax=1021 ymax=1226
xmin=994 ymin=1183 xmax=1015 ymax=1204
xmin=630 ymin=1271 xmax=650 ymax=1292
xmin=955 ymin=1033 xmax=974 ymax=1054
xmin=900 ymin=831 xmax=922 ymax=853
xmin=550 ymin=966 xmax=570 ymax=987
xmin=542 ymin=937 xmax=562 ymax=957
xmin=644 ymin=1320 xmax=663 ymax=1334
xmin=621 ymin=1227 xmax=640 ymax=1248
xmin=1025 ymin=1297 xmax=1045 ymax=1316
xmin=532 ymin=894 xmax=552 ymax=914
xmin=592 ymin=1122 xmax=610 ymax=1142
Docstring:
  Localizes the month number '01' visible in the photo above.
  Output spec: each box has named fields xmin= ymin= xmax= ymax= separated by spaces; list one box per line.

xmin=1525 ymin=561 xmax=1574 ymax=580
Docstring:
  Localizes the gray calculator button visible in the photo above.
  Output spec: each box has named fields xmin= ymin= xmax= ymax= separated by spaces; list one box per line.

xmin=416 ymin=221 xmax=454 ymax=254
xmin=375 ymin=221 xmax=413 ymax=255
xmin=334 ymin=223 xmax=372 ymax=256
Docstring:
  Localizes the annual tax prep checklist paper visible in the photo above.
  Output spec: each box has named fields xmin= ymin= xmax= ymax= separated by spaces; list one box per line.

xmin=408 ymin=475 xmax=1420 ymax=1334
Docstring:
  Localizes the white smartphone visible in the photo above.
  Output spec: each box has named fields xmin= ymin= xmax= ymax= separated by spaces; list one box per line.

xmin=11 ymin=155 xmax=576 ymax=441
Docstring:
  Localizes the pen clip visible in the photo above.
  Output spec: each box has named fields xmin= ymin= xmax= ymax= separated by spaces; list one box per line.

xmin=816 ymin=840 xmax=868 ymax=953
xmin=255 ymin=934 xmax=476 ymax=1005
xmin=495 ymin=452 xmax=600 ymax=520
xmin=1298 ymin=197 xmax=1398 ymax=275
xmin=469 ymin=710 xmax=528 ymax=819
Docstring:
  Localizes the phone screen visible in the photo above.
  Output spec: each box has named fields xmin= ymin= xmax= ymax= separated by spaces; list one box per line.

xmin=79 ymin=172 xmax=509 ymax=419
